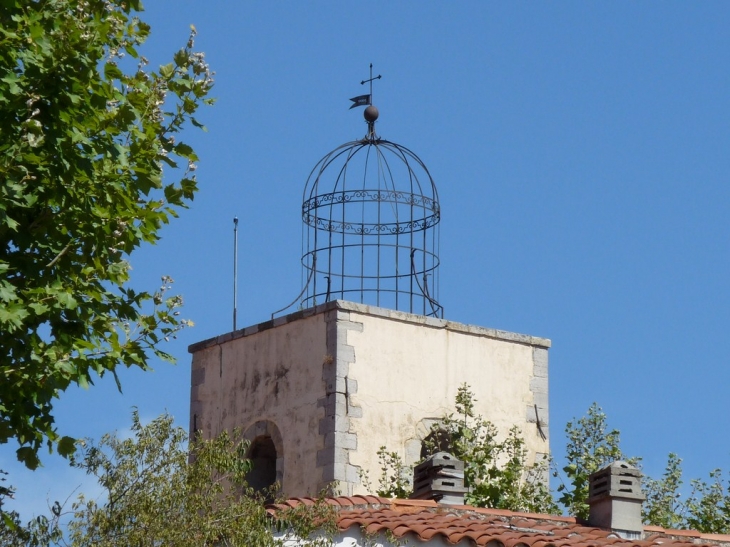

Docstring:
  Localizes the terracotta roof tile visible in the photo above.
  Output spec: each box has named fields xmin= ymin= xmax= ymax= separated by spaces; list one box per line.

xmin=702 ymin=534 xmax=730 ymax=543
xmin=267 ymin=497 xmax=730 ymax=547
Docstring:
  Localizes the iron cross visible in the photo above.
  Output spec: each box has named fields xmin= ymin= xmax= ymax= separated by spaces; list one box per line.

xmin=360 ymin=63 xmax=382 ymax=104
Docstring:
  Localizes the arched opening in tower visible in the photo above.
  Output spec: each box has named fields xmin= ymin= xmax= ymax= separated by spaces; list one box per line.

xmin=420 ymin=428 xmax=453 ymax=460
xmin=246 ymin=435 xmax=277 ymax=496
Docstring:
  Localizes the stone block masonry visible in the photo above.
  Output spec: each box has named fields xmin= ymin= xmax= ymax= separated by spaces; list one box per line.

xmin=188 ymin=300 xmax=551 ymax=498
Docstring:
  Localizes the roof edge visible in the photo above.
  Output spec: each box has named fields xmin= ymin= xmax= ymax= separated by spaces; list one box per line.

xmin=267 ymin=497 xmax=730 ymax=546
xmin=188 ymin=300 xmax=551 ymax=354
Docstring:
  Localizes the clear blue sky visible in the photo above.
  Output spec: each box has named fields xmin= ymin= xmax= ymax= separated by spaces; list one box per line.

xmin=3 ymin=2 xmax=730 ymax=519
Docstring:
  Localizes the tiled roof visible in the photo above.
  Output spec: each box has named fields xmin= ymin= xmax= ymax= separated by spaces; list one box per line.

xmin=268 ymin=497 xmax=730 ymax=547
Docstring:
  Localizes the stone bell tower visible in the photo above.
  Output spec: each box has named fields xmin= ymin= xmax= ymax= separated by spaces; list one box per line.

xmin=189 ymin=70 xmax=550 ymax=497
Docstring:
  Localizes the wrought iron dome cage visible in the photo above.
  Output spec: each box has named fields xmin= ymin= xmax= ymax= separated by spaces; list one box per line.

xmin=299 ymin=104 xmax=443 ymax=318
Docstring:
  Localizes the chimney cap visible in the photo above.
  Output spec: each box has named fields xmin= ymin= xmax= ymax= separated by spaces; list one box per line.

xmin=588 ymin=461 xmax=645 ymax=502
xmin=587 ymin=460 xmax=645 ymax=538
xmin=411 ymin=452 xmax=467 ymax=505
xmin=598 ymin=460 xmax=640 ymax=474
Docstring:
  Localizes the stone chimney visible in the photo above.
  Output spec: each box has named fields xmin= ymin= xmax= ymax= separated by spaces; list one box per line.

xmin=587 ymin=461 xmax=646 ymax=539
xmin=411 ymin=452 xmax=468 ymax=505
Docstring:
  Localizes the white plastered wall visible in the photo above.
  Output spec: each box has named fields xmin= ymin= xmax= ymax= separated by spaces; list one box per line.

xmin=189 ymin=301 xmax=550 ymax=497
xmin=342 ymin=306 xmax=550 ymax=493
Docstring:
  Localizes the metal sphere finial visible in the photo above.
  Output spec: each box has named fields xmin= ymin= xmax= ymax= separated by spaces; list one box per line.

xmin=364 ymin=105 xmax=379 ymax=123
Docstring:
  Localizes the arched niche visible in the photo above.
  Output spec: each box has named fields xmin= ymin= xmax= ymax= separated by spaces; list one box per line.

xmin=404 ymin=418 xmax=455 ymax=466
xmin=243 ymin=420 xmax=284 ymax=496
xmin=419 ymin=428 xmax=453 ymax=460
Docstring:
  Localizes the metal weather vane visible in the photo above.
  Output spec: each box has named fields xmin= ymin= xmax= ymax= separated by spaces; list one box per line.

xmin=349 ymin=63 xmax=381 ymax=109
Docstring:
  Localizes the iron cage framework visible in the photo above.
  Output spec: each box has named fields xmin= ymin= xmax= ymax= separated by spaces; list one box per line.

xmin=300 ymin=136 xmax=443 ymax=317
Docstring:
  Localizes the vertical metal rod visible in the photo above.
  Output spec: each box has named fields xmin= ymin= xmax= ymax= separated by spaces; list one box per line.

xmin=340 ymin=170 xmax=345 ymax=300
xmin=233 ymin=216 xmax=239 ymax=331
xmin=422 ymin=225 xmax=427 ymax=315
xmin=368 ymin=63 xmax=374 ymax=104
xmin=376 ymin=154 xmax=382 ymax=309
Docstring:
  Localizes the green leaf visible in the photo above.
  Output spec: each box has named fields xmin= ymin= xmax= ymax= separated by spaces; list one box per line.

xmin=78 ymin=374 xmax=89 ymax=390
xmin=191 ymin=117 xmax=207 ymax=131
xmin=58 ymin=435 xmax=76 ymax=457
xmin=28 ymin=301 xmax=49 ymax=314
xmin=56 ymin=292 xmax=79 ymax=309
xmin=0 ymin=281 xmax=16 ymax=302
xmin=181 ymin=177 xmax=197 ymax=199
xmin=173 ymin=49 xmax=188 ymax=67
xmin=0 ymin=303 xmax=29 ymax=328
xmin=173 ymin=142 xmax=195 ymax=158
xmin=164 ymin=184 xmax=184 ymax=205
xmin=160 ymin=62 xmax=174 ymax=79
xmin=2 ymin=512 xmax=16 ymax=531
xmin=111 ymin=369 xmax=123 ymax=394
xmin=17 ymin=447 xmax=40 ymax=470
xmin=104 ymin=62 xmax=123 ymax=80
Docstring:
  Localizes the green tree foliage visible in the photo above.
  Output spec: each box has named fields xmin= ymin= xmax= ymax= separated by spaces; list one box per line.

xmin=0 ymin=488 xmax=60 ymax=547
xmin=370 ymin=384 xmax=557 ymax=514
xmin=640 ymin=454 xmax=730 ymax=533
xmin=556 ymin=402 xmax=636 ymax=520
xmin=1 ymin=412 xmax=337 ymax=546
xmin=560 ymin=408 xmax=730 ymax=534
xmin=684 ymin=469 xmax=730 ymax=534
xmin=367 ymin=447 xmax=412 ymax=500
xmin=370 ymin=394 xmax=730 ymax=534
xmin=643 ymin=453 xmax=684 ymax=529
xmin=0 ymin=0 xmax=213 ymax=468
xmin=429 ymin=384 xmax=557 ymax=513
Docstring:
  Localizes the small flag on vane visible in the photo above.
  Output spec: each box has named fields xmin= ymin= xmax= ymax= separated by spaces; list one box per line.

xmin=349 ymin=94 xmax=370 ymax=109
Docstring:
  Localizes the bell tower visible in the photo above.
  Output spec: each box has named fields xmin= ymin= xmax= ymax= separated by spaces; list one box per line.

xmin=189 ymin=69 xmax=550 ymax=497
